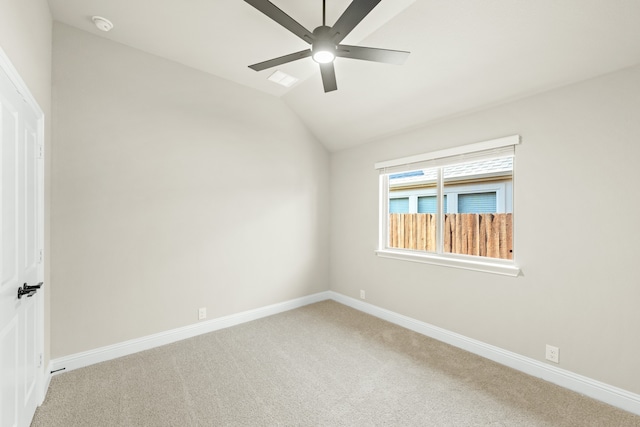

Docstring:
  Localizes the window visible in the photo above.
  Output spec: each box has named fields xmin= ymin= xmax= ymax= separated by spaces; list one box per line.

xmin=376 ymin=135 xmax=520 ymax=276
xmin=389 ymin=197 xmax=409 ymax=213
xmin=458 ymin=192 xmax=496 ymax=213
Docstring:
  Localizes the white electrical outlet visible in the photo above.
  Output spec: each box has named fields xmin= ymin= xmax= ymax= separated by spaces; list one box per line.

xmin=545 ymin=344 xmax=559 ymax=363
xmin=198 ymin=307 xmax=207 ymax=320
xmin=360 ymin=290 xmax=365 ymax=300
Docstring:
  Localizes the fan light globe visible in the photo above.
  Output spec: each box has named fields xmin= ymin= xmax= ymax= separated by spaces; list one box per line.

xmin=312 ymin=50 xmax=335 ymax=64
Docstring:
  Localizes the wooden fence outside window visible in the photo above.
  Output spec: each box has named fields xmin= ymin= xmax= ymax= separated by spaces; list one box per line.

xmin=388 ymin=213 xmax=513 ymax=260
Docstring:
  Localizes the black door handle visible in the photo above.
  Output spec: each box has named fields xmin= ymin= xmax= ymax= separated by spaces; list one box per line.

xmin=23 ymin=282 xmax=43 ymax=292
xmin=17 ymin=282 xmax=42 ymax=299
xmin=18 ymin=286 xmax=36 ymax=299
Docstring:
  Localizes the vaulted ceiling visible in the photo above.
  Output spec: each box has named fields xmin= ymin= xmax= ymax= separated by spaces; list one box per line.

xmin=48 ymin=0 xmax=640 ymax=151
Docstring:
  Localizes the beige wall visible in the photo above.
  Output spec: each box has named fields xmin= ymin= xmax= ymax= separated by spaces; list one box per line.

xmin=0 ymin=0 xmax=52 ymax=366
xmin=51 ymin=24 xmax=330 ymax=358
xmin=330 ymin=64 xmax=640 ymax=394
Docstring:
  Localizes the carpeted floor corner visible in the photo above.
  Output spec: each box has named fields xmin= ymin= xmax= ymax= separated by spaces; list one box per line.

xmin=31 ymin=300 xmax=640 ymax=426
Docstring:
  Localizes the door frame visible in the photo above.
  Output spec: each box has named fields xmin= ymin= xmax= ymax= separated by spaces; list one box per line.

xmin=0 ymin=45 xmax=46 ymax=407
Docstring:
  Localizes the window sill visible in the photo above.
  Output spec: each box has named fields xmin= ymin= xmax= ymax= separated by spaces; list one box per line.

xmin=375 ymin=248 xmax=520 ymax=277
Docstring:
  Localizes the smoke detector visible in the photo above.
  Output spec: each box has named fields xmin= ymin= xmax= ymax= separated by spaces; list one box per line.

xmin=92 ymin=16 xmax=113 ymax=32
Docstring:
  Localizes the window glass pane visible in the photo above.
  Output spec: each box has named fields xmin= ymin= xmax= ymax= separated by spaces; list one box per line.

xmin=418 ymin=195 xmax=447 ymax=213
xmin=389 ymin=198 xmax=409 ymax=213
xmin=388 ymin=167 xmax=438 ymax=252
xmin=458 ymin=192 xmax=496 ymax=213
xmin=443 ymin=157 xmax=513 ymax=260
xmin=417 ymin=196 xmax=435 ymax=213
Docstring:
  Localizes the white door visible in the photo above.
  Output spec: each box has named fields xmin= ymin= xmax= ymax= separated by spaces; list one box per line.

xmin=0 ymin=60 xmax=44 ymax=427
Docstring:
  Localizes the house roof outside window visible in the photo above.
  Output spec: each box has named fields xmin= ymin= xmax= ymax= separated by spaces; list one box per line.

xmin=390 ymin=157 xmax=513 ymax=186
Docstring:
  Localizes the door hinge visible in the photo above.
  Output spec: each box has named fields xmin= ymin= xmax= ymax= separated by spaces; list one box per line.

xmin=38 ymin=143 xmax=44 ymax=159
xmin=38 ymin=249 xmax=43 ymax=264
xmin=38 ymin=353 xmax=43 ymax=368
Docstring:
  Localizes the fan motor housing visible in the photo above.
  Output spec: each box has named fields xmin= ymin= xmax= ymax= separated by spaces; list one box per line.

xmin=311 ymin=26 xmax=337 ymax=62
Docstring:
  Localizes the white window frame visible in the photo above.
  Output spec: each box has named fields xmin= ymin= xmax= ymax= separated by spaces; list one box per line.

xmin=375 ymin=135 xmax=521 ymax=277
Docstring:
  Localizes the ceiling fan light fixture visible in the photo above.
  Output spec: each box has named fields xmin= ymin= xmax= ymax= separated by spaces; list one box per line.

xmin=311 ymin=30 xmax=336 ymax=64
xmin=312 ymin=50 xmax=335 ymax=64
xmin=244 ymin=0 xmax=411 ymax=92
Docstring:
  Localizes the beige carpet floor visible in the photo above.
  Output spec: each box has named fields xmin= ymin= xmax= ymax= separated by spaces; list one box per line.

xmin=32 ymin=300 xmax=640 ymax=426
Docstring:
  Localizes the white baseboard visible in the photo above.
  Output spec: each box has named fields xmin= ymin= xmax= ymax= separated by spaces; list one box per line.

xmin=48 ymin=289 xmax=640 ymax=416
xmin=328 ymin=291 xmax=640 ymax=416
xmin=50 ymin=291 xmax=330 ymax=375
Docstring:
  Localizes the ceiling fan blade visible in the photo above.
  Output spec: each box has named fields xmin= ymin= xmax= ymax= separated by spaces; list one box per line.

xmin=249 ymin=49 xmax=312 ymax=71
xmin=330 ymin=0 xmax=382 ymax=43
xmin=245 ymin=0 xmax=314 ymax=44
xmin=336 ymin=45 xmax=410 ymax=65
xmin=319 ymin=62 xmax=337 ymax=92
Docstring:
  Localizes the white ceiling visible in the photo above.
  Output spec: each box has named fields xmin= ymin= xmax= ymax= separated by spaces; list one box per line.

xmin=48 ymin=0 xmax=640 ymax=151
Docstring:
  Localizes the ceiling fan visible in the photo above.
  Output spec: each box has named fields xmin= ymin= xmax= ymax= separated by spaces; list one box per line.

xmin=245 ymin=0 xmax=410 ymax=92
